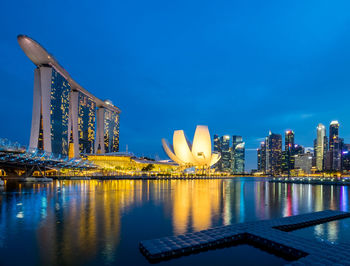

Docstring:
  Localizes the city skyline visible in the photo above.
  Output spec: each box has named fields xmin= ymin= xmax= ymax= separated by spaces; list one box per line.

xmin=1 ymin=1 xmax=350 ymax=171
xmin=255 ymin=120 xmax=350 ymax=175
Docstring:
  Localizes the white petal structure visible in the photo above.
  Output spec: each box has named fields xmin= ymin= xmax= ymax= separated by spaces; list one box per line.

xmin=173 ymin=130 xmax=195 ymax=164
xmin=192 ymin=125 xmax=212 ymax=166
xmin=162 ymin=125 xmax=221 ymax=168
xmin=161 ymin=139 xmax=183 ymax=165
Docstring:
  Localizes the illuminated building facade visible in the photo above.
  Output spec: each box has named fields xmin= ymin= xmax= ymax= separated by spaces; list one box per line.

xmin=342 ymin=144 xmax=350 ymax=171
xmin=232 ymin=135 xmax=245 ymax=174
xmin=329 ymin=121 xmax=341 ymax=171
xmin=220 ymin=135 xmax=232 ymax=172
xmin=294 ymin=153 xmax=313 ymax=174
xmin=18 ymin=35 xmax=121 ymax=157
xmin=266 ymin=132 xmax=282 ymax=176
xmin=285 ymin=130 xmax=295 ymax=152
xmin=103 ymin=107 xmax=120 ymax=153
xmin=86 ymin=153 xmax=177 ymax=173
xmin=257 ymin=141 xmax=266 ymax=173
xmin=77 ymin=92 xmax=96 ymax=154
xmin=284 ymin=130 xmax=295 ymax=172
xmin=316 ymin=123 xmax=326 ymax=171
xmin=213 ymin=134 xmax=220 ymax=152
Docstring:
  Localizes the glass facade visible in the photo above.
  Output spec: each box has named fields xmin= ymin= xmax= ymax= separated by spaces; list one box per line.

xmin=32 ymin=67 xmax=120 ymax=157
xmin=284 ymin=130 xmax=295 ymax=173
xmin=316 ymin=124 xmax=326 ymax=171
xmin=50 ymin=68 xmax=70 ymax=156
xmin=266 ymin=133 xmax=282 ymax=176
xmin=257 ymin=141 xmax=266 ymax=173
xmin=104 ymin=109 xmax=120 ymax=153
xmin=78 ymin=92 xmax=96 ymax=154
xmin=220 ymin=135 xmax=232 ymax=172
xmin=213 ymin=134 xmax=220 ymax=152
xmin=232 ymin=136 xmax=245 ymax=174
xmin=329 ymin=121 xmax=341 ymax=171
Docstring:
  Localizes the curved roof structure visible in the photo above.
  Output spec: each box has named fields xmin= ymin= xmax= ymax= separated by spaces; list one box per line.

xmin=162 ymin=125 xmax=221 ymax=168
xmin=17 ymin=35 xmax=120 ymax=113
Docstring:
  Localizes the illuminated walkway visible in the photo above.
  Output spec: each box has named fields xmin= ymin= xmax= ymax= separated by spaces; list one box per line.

xmin=140 ymin=210 xmax=350 ymax=265
xmin=270 ymin=177 xmax=350 ymax=186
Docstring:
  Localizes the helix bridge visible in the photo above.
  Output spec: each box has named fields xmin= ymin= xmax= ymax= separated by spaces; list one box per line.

xmin=0 ymin=138 xmax=97 ymax=177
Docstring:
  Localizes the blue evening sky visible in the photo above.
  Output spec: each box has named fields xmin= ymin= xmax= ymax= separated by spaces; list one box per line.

xmin=1 ymin=0 xmax=350 ymax=170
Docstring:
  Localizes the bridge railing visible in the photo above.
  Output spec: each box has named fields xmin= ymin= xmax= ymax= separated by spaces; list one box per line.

xmin=0 ymin=138 xmax=26 ymax=153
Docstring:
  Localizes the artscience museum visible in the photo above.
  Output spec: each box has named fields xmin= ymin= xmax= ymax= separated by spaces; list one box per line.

xmin=162 ymin=125 xmax=221 ymax=170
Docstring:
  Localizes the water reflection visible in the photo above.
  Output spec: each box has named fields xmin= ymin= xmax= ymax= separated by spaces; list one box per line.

xmin=172 ymin=180 xmax=221 ymax=234
xmin=0 ymin=178 xmax=350 ymax=265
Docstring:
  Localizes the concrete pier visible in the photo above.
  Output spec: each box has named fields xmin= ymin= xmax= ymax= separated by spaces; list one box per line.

xmin=139 ymin=210 xmax=350 ymax=265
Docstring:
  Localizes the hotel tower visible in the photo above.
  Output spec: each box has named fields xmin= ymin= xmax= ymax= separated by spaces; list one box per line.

xmin=17 ymin=35 xmax=121 ymax=157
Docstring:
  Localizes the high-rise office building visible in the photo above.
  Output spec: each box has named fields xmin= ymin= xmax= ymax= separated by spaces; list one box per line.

xmin=232 ymin=136 xmax=245 ymax=174
xmin=257 ymin=141 xmax=266 ymax=173
xmin=213 ymin=134 xmax=220 ymax=152
xmin=294 ymin=153 xmax=313 ymax=174
xmin=315 ymin=123 xmax=326 ymax=171
xmin=293 ymin=144 xmax=304 ymax=155
xmin=285 ymin=130 xmax=295 ymax=152
xmin=18 ymin=35 xmax=121 ymax=157
xmin=266 ymin=132 xmax=282 ymax=176
xmin=281 ymin=151 xmax=288 ymax=174
xmin=220 ymin=135 xmax=232 ymax=172
xmin=284 ymin=130 xmax=295 ymax=172
xmin=329 ymin=121 xmax=341 ymax=171
xmin=342 ymin=144 xmax=350 ymax=171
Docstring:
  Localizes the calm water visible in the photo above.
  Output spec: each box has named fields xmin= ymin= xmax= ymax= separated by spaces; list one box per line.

xmin=0 ymin=177 xmax=349 ymax=265
xmin=292 ymin=217 xmax=350 ymax=245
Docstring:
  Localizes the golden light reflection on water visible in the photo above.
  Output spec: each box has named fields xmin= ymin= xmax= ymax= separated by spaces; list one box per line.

xmin=37 ymin=180 xmax=141 ymax=265
xmin=172 ymin=180 xmax=221 ymax=234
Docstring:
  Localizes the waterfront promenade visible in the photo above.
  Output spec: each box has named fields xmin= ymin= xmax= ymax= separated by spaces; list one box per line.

xmin=270 ymin=177 xmax=350 ymax=186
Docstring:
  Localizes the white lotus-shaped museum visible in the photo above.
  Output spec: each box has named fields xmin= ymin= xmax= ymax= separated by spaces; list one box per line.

xmin=162 ymin=125 xmax=221 ymax=169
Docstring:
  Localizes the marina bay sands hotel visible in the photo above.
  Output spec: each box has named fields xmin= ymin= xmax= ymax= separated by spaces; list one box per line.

xmin=17 ymin=35 xmax=121 ymax=158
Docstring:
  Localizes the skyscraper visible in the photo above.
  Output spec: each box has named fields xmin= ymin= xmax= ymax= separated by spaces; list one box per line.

xmin=315 ymin=123 xmax=326 ymax=171
xmin=285 ymin=130 xmax=295 ymax=152
xmin=284 ymin=130 xmax=295 ymax=173
xmin=266 ymin=132 xmax=282 ymax=176
xmin=220 ymin=135 xmax=232 ymax=172
xmin=342 ymin=144 xmax=350 ymax=171
xmin=213 ymin=134 xmax=220 ymax=152
xmin=76 ymin=91 xmax=96 ymax=154
xmin=232 ymin=136 xmax=245 ymax=174
xmin=96 ymin=105 xmax=120 ymax=153
xmin=329 ymin=121 xmax=341 ymax=171
xmin=257 ymin=141 xmax=266 ymax=173
xmin=293 ymin=144 xmax=304 ymax=155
